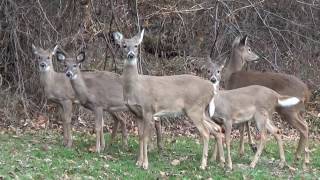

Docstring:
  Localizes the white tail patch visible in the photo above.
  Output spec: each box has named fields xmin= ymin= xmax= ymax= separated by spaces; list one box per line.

xmin=278 ymin=97 xmax=300 ymax=107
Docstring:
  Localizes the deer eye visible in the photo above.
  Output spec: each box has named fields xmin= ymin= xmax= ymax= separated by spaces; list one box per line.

xmin=73 ymin=64 xmax=77 ymax=68
xmin=134 ymin=45 xmax=138 ymax=48
xmin=207 ymin=70 xmax=211 ymax=73
xmin=217 ymin=70 xmax=220 ymax=73
xmin=47 ymin=56 xmax=50 ymax=59
xmin=123 ymin=44 xmax=127 ymax=48
xmin=248 ymin=48 xmax=251 ymax=52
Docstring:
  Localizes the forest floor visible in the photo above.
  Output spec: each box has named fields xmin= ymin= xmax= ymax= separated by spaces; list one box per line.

xmin=0 ymin=130 xmax=319 ymax=179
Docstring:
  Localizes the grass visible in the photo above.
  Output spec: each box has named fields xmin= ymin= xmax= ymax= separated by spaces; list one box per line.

xmin=0 ymin=130 xmax=319 ymax=179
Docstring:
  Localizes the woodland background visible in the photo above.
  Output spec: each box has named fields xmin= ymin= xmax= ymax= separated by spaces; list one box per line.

xmin=0 ymin=0 xmax=319 ymax=136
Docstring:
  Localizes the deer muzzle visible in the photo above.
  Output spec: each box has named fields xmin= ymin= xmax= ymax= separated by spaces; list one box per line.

xmin=127 ymin=52 xmax=135 ymax=59
xmin=66 ymin=71 xmax=73 ymax=79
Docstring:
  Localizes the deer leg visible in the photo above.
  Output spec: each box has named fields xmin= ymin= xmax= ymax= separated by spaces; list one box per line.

xmin=94 ymin=107 xmax=103 ymax=153
xmin=136 ymin=118 xmax=144 ymax=167
xmin=224 ymin=122 xmax=233 ymax=170
xmin=100 ymin=115 xmax=105 ymax=151
xmin=120 ymin=117 xmax=128 ymax=150
xmin=265 ymin=119 xmax=286 ymax=168
xmin=247 ymin=122 xmax=257 ymax=153
xmin=279 ymin=109 xmax=309 ymax=167
xmin=239 ymin=123 xmax=245 ymax=157
xmin=61 ymin=100 xmax=73 ymax=148
xmin=142 ymin=113 xmax=153 ymax=170
xmin=154 ymin=119 xmax=163 ymax=152
xmin=187 ymin=110 xmax=211 ymax=170
xmin=109 ymin=115 xmax=119 ymax=148
xmin=250 ymin=112 xmax=267 ymax=168
xmin=250 ymin=129 xmax=266 ymax=168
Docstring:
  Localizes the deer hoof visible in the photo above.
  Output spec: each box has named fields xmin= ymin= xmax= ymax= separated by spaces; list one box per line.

xmin=136 ymin=160 xmax=143 ymax=167
xmin=142 ymin=162 xmax=149 ymax=170
xmin=250 ymin=144 xmax=258 ymax=153
xmin=249 ymin=163 xmax=256 ymax=169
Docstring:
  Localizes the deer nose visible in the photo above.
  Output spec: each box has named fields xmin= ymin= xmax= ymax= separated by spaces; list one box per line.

xmin=40 ymin=62 xmax=46 ymax=68
xmin=210 ymin=77 xmax=217 ymax=84
xmin=66 ymin=71 xmax=73 ymax=78
xmin=127 ymin=52 xmax=135 ymax=59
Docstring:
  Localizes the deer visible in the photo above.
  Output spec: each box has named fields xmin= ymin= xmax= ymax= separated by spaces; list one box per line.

xmin=55 ymin=49 xmax=163 ymax=153
xmin=113 ymin=29 xmax=225 ymax=170
xmin=223 ymin=35 xmax=311 ymax=168
xmin=208 ymin=61 xmax=300 ymax=170
xmin=32 ymin=44 xmax=130 ymax=151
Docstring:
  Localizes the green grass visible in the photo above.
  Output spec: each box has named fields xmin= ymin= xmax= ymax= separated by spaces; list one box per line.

xmin=0 ymin=131 xmax=319 ymax=179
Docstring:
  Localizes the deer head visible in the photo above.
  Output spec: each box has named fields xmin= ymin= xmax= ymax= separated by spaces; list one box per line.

xmin=56 ymin=51 xmax=85 ymax=80
xmin=32 ymin=44 xmax=58 ymax=72
xmin=113 ymin=29 xmax=144 ymax=65
xmin=232 ymin=35 xmax=259 ymax=64
xmin=208 ymin=59 xmax=225 ymax=87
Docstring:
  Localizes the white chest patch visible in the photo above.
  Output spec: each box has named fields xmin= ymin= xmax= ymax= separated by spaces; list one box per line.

xmin=125 ymin=58 xmax=138 ymax=65
xmin=209 ymin=97 xmax=215 ymax=118
xmin=40 ymin=66 xmax=50 ymax=72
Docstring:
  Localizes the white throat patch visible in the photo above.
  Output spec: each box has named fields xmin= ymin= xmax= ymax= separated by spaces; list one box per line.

xmin=209 ymin=97 xmax=215 ymax=118
xmin=125 ymin=58 xmax=138 ymax=65
xmin=71 ymin=74 xmax=78 ymax=80
xmin=40 ymin=66 xmax=50 ymax=72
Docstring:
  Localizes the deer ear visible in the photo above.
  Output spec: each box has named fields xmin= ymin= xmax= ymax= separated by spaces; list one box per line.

xmin=113 ymin=32 xmax=123 ymax=45
xmin=240 ymin=35 xmax=248 ymax=46
xmin=137 ymin=29 xmax=144 ymax=44
xmin=32 ymin=44 xmax=39 ymax=55
xmin=76 ymin=52 xmax=85 ymax=63
xmin=52 ymin=45 xmax=59 ymax=55
xmin=56 ymin=51 xmax=66 ymax=62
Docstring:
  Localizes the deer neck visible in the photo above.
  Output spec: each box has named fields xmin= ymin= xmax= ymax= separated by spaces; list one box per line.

xmin=223 ymin=50 xmax=245 ymax=83
xmin=69 ymin=72 xmax=89 ymax=104
xmin=122 ymin=58 xmax=140 ymax=105
xmin=39 ymin=68 xmax=56 ymax=91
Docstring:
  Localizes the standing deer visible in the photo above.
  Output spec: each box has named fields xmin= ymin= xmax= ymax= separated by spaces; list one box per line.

xmin=56 ymin=50 xmax=163 ymax=153
xmin=113 ymin=29 xmax=224 ymax=170
xmin=224 ymin=35 xmax=311 ymax=168
xmin=32 ymin=44 xmax=76 ymax=148
xmin=32 ymin=44 xmax=130 ymax=151
xmin=208 ymin=62 xmax=300 ymax=169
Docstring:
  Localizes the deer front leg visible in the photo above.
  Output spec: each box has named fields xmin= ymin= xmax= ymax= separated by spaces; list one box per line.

xmin=136 ymin=118 xmax=144 ymax=167
xmin=142 ymin=113 xmax=153 ymax=170
xmin=61 ymin=100 xmax=73 ymax=148
xmin=94 ymin=107 xmax=104 ymax=153
xmin=120 ymin=117 xmax=128 ymax=150
xmin=224 ymin=122 xmax=233 ymax=170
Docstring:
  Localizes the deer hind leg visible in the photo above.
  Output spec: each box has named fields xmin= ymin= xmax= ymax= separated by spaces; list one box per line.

xmin=187 ymin=109 xmax=211 ymax=170
xmin=250 ymin=112 xmax=267 ymax=168
xmin=238 ymin=123 xmax=246 ymax=157
xmin=154 ymin=120 xmax=163 ymax=152
xmin=279 ymin=109 xmax=309 ymax=167
xmin=224 ymin=122 xmax=233 ymax=170
xmin=61 ymin=100 xmax=73 ymax=148
xmin=246 ymin=122 xmax=257 ymax=153
xmin=265 ymin=118 xmax=286 ymax=168
xmin=109 ymin=113 xmax=120 ymax=148
xmin=110 ymin=112 xmax=128 ymax=150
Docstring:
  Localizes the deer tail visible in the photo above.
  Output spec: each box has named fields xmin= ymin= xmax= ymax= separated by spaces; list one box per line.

xmin=278 ymin=96 xmax=300 ymax=107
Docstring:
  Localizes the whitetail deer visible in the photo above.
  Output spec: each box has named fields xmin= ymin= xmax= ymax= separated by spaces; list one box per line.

xmin=56 ymin=50 xmax=163 ymax=153
xmin=208 ymin=62 xmax=300 ymax=169
xmin=223 ymin=35 xmax=311 ymax=168
xmin=32 ymin=44 xmax=130 ymax=151
xmin=113 ymin=29 xmax=224 ymax=170
xmin=32 ymin=44 xmax=76 ymax=148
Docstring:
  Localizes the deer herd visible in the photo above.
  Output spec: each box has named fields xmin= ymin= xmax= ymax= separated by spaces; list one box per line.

xmin=31 ymin=29 xmax=310 ymax=171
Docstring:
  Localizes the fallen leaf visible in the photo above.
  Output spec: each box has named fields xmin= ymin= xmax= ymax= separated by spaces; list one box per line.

xmin=171 ymin=159 xmax=180 ymax=166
